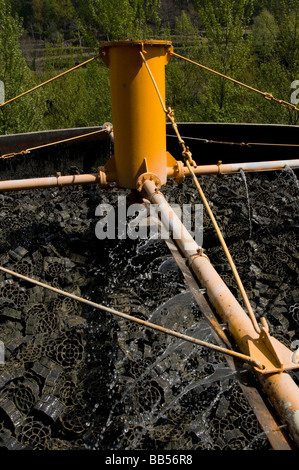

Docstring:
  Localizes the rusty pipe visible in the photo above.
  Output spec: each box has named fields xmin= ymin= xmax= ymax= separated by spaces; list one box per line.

xmin=142 ymin=178 xmax=299 ymax=447
xmin=167 ymin=159 xmax=299 ymax=178
xmin=0 ymin=173 xmax=100 ymax=192
xmin=142 ymin=178 xmax=259 ymax=350
xmin=1 ymin=158 xmax=297 ymax=193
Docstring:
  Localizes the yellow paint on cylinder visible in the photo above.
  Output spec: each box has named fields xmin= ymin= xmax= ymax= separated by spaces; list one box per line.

xmin=99 ymin=40 xmax=173 ymax=189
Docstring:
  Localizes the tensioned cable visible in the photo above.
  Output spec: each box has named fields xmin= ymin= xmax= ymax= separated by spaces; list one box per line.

xmin=166 ymin=134 xmax=299 ymax=148
xmin=0 ymin=128 xmax=110 ymax=160
xmin=183 ymin=156 xmax=260 ymax=334
xmin=140 ymin=50 xmax=261 ymax=334
xmin=0 ymin=54 xmax=100 ymax=108
xmin=0 ymin=265 xmax=264 ymax=369
xmin=170 ymin=51 xmax=299 ymax=113
xmin=139 ymin=50 xmax=168 ymax=113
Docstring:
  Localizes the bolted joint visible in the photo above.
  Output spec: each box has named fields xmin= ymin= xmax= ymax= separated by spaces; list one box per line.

xmin=136 ymin=172 xmax=162 ymax=193
xmin=173 ymin=161 xmax=185 ymax=184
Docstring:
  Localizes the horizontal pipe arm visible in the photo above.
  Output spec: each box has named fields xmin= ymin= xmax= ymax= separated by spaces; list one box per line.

xmin=1 ymin=158 xmax=298 ymax=192
xmin=0 ymin=174 xmax=100 ymax=192
xmin=167 ymin=159 xmax=299 ymax=178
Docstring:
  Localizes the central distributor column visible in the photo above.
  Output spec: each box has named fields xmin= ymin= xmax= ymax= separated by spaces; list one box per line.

xmin=99 ymin=40 xmax=173 ymax=189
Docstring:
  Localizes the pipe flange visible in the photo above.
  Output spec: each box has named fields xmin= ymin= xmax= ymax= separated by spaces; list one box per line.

xmin=173 ymin=160 xmax=185 ymax=183
xmin=136 ymin=172 xmax=162 ymax=192
xmin=97 ymin=166 xmax=108 ymax=188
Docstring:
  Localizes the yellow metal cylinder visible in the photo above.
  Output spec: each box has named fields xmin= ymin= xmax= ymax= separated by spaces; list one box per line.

xmin=99 ymin=40 xmax=173 ymax=189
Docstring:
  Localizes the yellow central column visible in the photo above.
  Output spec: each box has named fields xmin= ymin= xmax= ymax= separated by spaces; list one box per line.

xmin=99 ymin=40 xmax=173 ymax=189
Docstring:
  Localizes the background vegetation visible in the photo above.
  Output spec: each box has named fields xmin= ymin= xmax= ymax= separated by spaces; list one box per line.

xmin=0 ymin=0 xmax=298 ymax=134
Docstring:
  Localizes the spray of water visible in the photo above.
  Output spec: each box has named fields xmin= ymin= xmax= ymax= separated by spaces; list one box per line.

xmin=240 ymin=169 xmax=253 ymax=238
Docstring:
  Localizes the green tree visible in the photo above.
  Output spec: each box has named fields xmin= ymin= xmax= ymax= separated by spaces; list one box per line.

xmin=252 ymin=0 xmax=299 ymax=124
xmin=166 ymin=11 xmax=204 ymax=121
xmin=41 ymin=39 xmax=112 ymax=129
xmin=252 ymin=8 xmax=279 ymax=60
xmin=77 ymin=0 xmax=161 ymax=44
xmin=192 ymin=0 xmax=257 ymax=123
xmin=166 ymin=2 xmax=259 ymax=123
xmin=51 ymin=0 xmax=79 ymax=40
xmin=0 ymin=0 xmax=46 ymax=134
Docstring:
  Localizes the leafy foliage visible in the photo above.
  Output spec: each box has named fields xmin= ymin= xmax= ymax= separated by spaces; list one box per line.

xmin=41 ymin=39 xmax=112 ymax=129
xmin=0 ymin=0 xmax=46 ymax=134
xmin=0 ymin=0 xmax=298 ymax=133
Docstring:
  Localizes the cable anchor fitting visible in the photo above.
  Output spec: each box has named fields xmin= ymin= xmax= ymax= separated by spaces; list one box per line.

xmin=182 ymin=147 xmax=197 ymax=168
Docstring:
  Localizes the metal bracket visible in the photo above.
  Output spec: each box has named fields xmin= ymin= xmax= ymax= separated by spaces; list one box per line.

xmin=98 ymin=154 xmax=117 ymax=187
xmin=248 ymin=326 xmax=299 ymax=375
